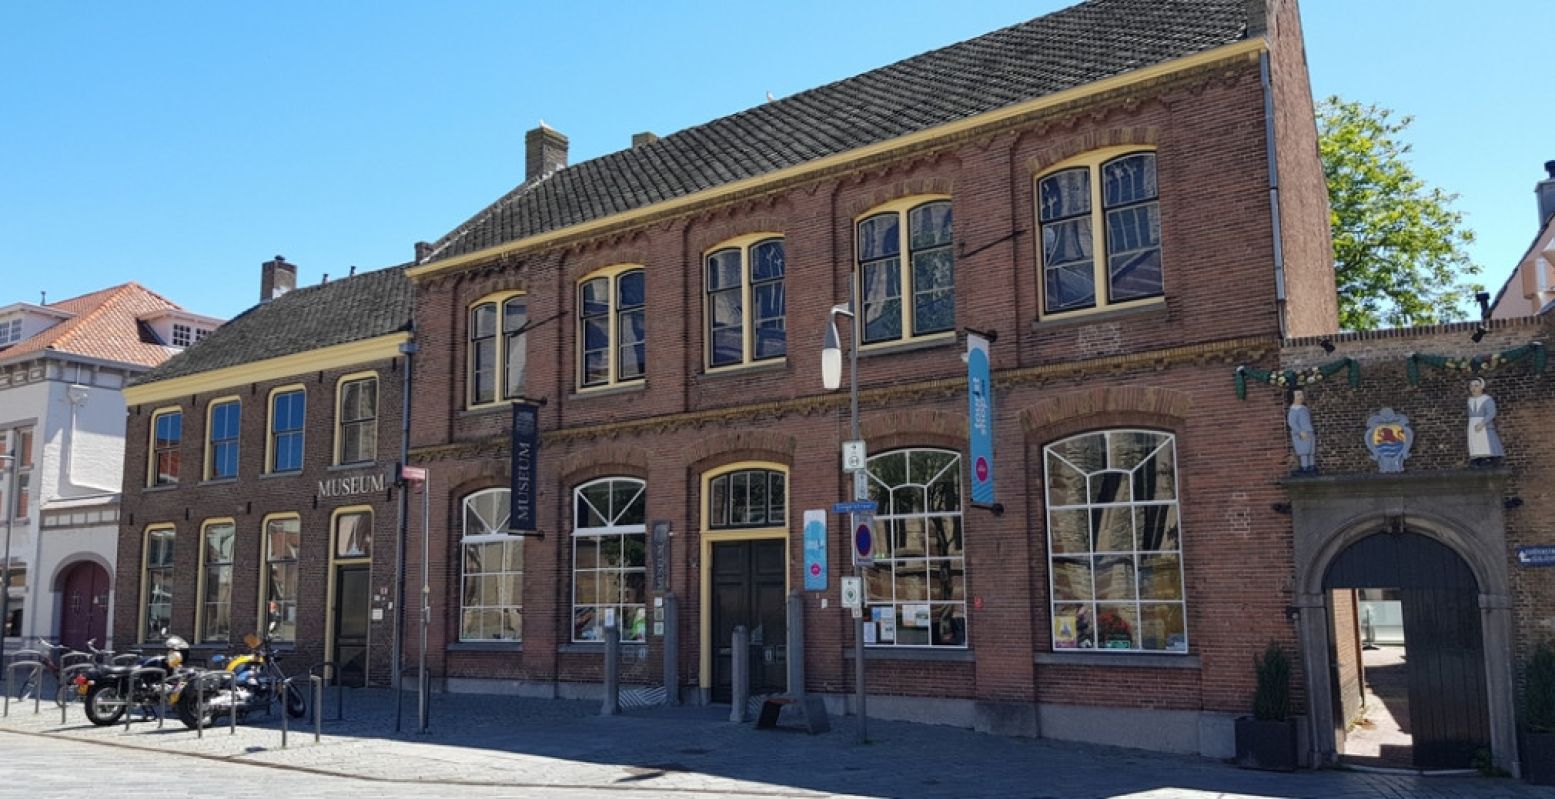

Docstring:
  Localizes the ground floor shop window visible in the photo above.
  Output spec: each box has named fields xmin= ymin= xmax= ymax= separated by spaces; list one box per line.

xmin=1044 ymin=429 xmax=1187 ymax=652
xmin=460 ymin=489 xmax=522 ymax=641
xmin=263 ymin=515 xmax=300 ymax=641
xmin=199 ymin=520 xmax=235 ymax=643
xmin=571 ymin=477 xmax=647 ymax=643
xmin=864 ymin=449 xmax=966 ymax=647
xmin=142 ymin=527 xmax=174 ymax=641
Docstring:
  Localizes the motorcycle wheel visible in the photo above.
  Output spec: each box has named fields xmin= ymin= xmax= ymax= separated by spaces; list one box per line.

xmin=175 ymin=676 xmax=221 ymax=729
xmin=84 ymin=682 xmax=127 ymax=726
xmin=284 ymin=682 xmax=307 ymax=719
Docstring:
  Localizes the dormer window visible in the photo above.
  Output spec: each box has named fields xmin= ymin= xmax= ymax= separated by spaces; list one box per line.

xmin=0 ymin=319 xmax=22 ymax=345
xmin=172 ymin=323 xmax=193 ymax=347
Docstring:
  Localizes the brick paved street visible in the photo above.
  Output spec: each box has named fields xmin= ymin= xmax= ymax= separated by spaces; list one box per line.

xmin=2 ymin=689 xmax=1552 ymax=798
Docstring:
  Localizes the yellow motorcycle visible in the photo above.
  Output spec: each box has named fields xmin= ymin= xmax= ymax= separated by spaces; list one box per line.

xmin=173 ymin=625 xmax=306 ymax=728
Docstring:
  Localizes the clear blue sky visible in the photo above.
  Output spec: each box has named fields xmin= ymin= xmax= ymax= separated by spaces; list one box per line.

xmin=2 ymin=2 xmax=1546 ymax=320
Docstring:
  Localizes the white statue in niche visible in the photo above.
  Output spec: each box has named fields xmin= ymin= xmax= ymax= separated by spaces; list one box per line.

xmin=1467 ymin=377 xmax=1505 ymax=467
xmin=1287 ymin=388 xmax=1316 ymax=475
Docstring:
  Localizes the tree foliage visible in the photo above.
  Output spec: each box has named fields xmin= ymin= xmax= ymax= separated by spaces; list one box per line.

xmin=1317 ymin=96 xmax=1479 ymax=330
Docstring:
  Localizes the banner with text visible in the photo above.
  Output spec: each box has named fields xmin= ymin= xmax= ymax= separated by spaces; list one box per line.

xmin=509 ymin=401 xmax=540 ymax=532
xmin=967 ymin=332 xmax=996 ymax=506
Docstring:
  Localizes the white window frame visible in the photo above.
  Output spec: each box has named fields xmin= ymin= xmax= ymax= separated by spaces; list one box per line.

xmin=570 ymin=477 xmax=647 ymax=643
xmin=1043 ymin=429 xmax=1188 ymax=654
xmin=459 ymin=489 xmax=523 ymax=641
xmin=863 ymin=448 xmax=967 ymax=649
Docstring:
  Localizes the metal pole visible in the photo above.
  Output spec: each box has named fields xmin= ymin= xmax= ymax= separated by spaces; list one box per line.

xmin=729 ymin=625 xmax=749 ymax=723
xmin=786 ymin=590 xmax=804 ymax=696
xmin=662 ymin=593 xmax=679 ymax=706
xmin=418 ymin=473 xmax=430 ymax=734
xmin=602 ymin=621 xmax=620 ymax=715
xmin=393 ymin=341 xmax=415 ymax=732
xmin=847 ymin=280 xmax=867 ymax=744
xmin=0 ymin=450 xmax=20 ymax=673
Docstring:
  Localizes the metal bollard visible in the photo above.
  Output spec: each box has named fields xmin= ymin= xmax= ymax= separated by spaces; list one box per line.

xmin=786 ymin=590 xmax=805 ymax=697
xmin=730 ymin=625 xmax=749 ymax=723
xmin=124 ymin=667 xmax=166 ymax=732
xmin=195 ymin=675 xmax=205 ymax=739
xmin=662 ymin=593 xmax=679 ymax=706
xmin=312 ymin=675 xmax=324 ymax=741
xmin=601 ymin=623 xmax=620 ymax=716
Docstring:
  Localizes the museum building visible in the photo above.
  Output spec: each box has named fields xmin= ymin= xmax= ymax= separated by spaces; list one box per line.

xmin=398 ymin=0 xmax=1337 ymax=758
xmin=112 ymin=260 xmax=411 ymax=685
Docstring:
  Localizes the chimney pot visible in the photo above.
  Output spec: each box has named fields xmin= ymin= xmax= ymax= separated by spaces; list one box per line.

xmin=631 ymin=131 xmax=659 ymax=148
xmin=260 ymin=256 xmax=297 ymax=303
xmin=1546 ymin=160 xmax=1555 ymax=179
xmin=414 ymin=241 xmax=434 ymax=262
xmin=1538 ymin=160 xmax=1555 ymax=228
xmin=525 ymin=124 xmax=568 ymax=182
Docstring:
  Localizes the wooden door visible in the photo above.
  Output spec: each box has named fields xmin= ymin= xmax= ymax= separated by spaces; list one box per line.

xmin=60 ymin=561 xmax=110 ymax=651
xmin=711 ymin=540 xmax=786 ymax=702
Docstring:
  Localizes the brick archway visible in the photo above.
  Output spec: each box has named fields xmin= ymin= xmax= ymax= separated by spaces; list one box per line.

xmin=1019 ymin=385 xmax=1192 ymax=443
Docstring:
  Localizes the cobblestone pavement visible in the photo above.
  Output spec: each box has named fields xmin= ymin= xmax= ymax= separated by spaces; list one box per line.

xmin=2 ymin=689 xmax=1552 ymax=799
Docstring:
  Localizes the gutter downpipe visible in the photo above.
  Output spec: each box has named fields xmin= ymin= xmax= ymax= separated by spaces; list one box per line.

xmin=1260 ymin=49 xmax=1289 ymax=340
xmin=393 ymin=335 xmax=416 ymax=732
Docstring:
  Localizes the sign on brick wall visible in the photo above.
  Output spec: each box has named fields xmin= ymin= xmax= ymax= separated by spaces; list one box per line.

xmin=509 ymin=401 xmax=539 ymax=532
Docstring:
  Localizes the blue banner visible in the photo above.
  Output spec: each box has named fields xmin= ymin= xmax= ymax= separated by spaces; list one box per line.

xmin=803 ymin=510 xmax=828 ymax=591
xmin=509 ymin=401 xmax=539 ymax=532
xmin=967 ymin=332 xmax=995 ymax=505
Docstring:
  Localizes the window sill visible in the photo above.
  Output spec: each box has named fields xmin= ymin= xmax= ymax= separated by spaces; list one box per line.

xmin=1035 ymin=651 xmax=1199 ymax=669
xmin=1031 ymin=298 xmax=1168 ymax=331
xmin=458 ymin=403 xmax=510 ymax=419
xmin=327 ymin=461 xmax=379 ymax=473
xmin=557 ymin=641 xmax=646 ymax=654
xmin=259 ymin=470 xmax=302 ymax=480
xmin=570 ymin=381 xmax=647 ymax=401
xmin=858 ymin=333 xmax=958 ymax=359
xmin=143 ymin=484 xmax=178 ymax=493
xmin=199 ymin=477 xmax=238 ymax=487
xmin=697 ymin=358 xmax=788 ymax=381
xmin=447 ymin=641 xmax=523 ymax=653
xmin=842 ymin=646 xmax=975 ymax=663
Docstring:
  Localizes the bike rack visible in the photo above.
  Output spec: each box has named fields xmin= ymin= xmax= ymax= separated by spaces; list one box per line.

xmin=4 ymin=659 xmax=44 ymax=717
xmin=123 ymin=666 xmax=167 ymax=732
xmin=308 ymin=661 xmax=343 ymax=724
xmin=194 ymin=671 xmax=237 ymax=738
xmin=57 ymin=663 xmax=96 ymax=724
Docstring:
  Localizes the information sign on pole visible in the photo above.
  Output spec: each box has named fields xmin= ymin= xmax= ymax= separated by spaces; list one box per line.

xmin=400 ymin=465 xmax=427 ymax=483
xmin=840 ymin=576 xmax=862 ymax=609
xmin=842 ymin=440 xmax=867 ymax=473
xmin=853 ymin=469 xmax=870 ymax=501
xmin=852 ymin=511 xmax=875 ymax=568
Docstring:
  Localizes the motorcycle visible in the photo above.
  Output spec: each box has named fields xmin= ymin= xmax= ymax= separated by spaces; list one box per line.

xmin=76 ymin=633 xmax=196 ymax=726
xmin=173 ymin=624 xmax=306 ymax=728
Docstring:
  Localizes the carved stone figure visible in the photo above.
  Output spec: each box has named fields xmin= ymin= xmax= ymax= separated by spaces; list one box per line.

xmin=1467 ymin=377 xmax=1505 ymax=467
xmin=1287 ymin=389 xmax=1316 ymax=475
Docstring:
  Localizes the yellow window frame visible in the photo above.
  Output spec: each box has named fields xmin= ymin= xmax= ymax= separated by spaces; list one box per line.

xmin=264 ymin=384 xmax=307 ymax=474
xmin=696 ymin=461 xmax=790 ymax=691
xmin=138 ymin=523 xmax=177 ymax=644
xmin=466 ymin=290 xmax=528 ymax=409
xmin=333 ymin=370 xmax=379 ymax=465
xmin=203 ymin=395 xmax=241 ymax=481
xmin=702 ymin=233 xmax=786 ymax=372
xmin=257 ymin=511 xmax=302 ymax=639
xmin=575 ymin=264 xmax=646 ymax=391
xmin=854 ymin=195 xmax=955 ymax=350
xmin=194 ymin=517 xmax=236 ymax=644
xmin=146 ymin=406 xmax=182 ymax=488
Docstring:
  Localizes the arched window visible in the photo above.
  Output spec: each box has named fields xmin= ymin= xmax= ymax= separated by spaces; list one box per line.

xmin=857 ymin=199 xmax=954 ymax=344
xmin=705 ymin=236 xmax=786 ymax=369
xmin=1043 ymin=430 xmax=1186 ymax=653
xmin=578 ymin=267 xmax=646 ymax=388
xmin=864 ymin=449 xmax=965 ymax=648
xmin=460 ymin=489 xmax=523 ymax=641
xmin=468 ymin=293 xmax=527 ymax=407
xmin=571 ymin=477 xmax=647 ymax=642
xmin=1038 ymin=150 xmax=1162 ymax=316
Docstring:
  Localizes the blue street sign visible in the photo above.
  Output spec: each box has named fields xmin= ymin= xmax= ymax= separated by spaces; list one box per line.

xmin=967 ymin=332 xmax=996 ymax=506
xmin=1517 ymin=546 xmax=1555 ymax=567
xmin=832 ymin=500 xmax=877 ymax=514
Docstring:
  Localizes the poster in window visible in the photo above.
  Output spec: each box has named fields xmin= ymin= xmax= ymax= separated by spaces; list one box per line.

xmin=863 ymin=619 xmax=877 ymax=644
xmin=1054 ymin=614 xmax=1079 ymax=649
xmin=878 ymin=608 xmax=896 ymax=642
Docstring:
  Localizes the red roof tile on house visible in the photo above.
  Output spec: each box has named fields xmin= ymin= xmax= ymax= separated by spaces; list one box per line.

xmin=0 ymin=282 xmax=185 ymax=368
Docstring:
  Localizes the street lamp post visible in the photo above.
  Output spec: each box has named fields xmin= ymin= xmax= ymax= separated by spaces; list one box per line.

xmin=822 ymin=288 xmax=866 ymax=743
xmin=0 ymin=448 xmax=19 ymax=671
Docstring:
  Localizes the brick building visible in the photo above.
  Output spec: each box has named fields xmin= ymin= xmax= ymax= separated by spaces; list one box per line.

xmin=400 ymin=0 xmax=1335 ymax=759
xmin=114 ymin=259 xmax=411 ymax=685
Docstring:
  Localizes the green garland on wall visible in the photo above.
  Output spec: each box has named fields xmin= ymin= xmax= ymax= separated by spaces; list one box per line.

xmin=1234 ymin=358 xmax=1360 ymax=400
xmin=1406 ymin=342 xmax=1546 ymax=385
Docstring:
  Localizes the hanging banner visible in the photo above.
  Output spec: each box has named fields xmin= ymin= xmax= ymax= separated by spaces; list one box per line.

xmin=509 ymin=401 xmax=540 ymax=532
xmin=803 ymin=510 xmax=828 ymax=591
xmin=967 ymin=332 xmax=996 ymax=506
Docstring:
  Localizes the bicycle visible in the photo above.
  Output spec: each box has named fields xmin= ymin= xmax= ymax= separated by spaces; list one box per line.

xmin=11 ymin=638 xmax=103 ymax=707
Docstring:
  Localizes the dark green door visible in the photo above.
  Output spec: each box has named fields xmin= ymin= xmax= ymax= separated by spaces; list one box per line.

xmin=333 ymin=565 xmax=371 ymax=686
xmin=711 ymin=540 xmax=786 ymax=703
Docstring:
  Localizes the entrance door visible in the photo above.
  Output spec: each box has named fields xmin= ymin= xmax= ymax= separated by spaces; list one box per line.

xmin=1324 ymin=531 xmax=1489 ymax=769
xmin=59 ymin=561 xmax=110 ymax=651
xmin=710 ymin=540 xmax=785 ymax=703
xmin=332 ymin=565 xmax=371 ymax=686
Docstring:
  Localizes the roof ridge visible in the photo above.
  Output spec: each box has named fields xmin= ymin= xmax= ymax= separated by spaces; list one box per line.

xmin=422 ymin=172 xmax=555 ymax=263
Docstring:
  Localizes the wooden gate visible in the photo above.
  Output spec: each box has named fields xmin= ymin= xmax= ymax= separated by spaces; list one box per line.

xmin=1323 ymin=531 xmax=1490 ymax=769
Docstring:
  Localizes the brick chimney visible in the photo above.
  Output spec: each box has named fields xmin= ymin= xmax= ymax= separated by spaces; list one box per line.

xmin=631 ymin=131 xmax=659 ymax=148
xmin=261 ymin=255 xmax=297 ymax=303
xmin=525 ymin=124 xmax=568 ymax=182
xmin=1538 ymin=160 xmax=1555 ymax=228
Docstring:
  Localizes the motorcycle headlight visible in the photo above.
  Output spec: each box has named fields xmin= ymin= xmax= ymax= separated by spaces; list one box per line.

xmin=168 ymin=651 xmax=184 ymax=668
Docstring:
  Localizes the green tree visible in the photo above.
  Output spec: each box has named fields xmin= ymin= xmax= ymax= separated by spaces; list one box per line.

xmin=1317 ymin=96 xmax=1480 ymax=330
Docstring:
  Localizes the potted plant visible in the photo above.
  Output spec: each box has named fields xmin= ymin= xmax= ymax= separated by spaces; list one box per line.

xmin=1235 ymin=642 xmax=1299 ymax=771
xmin=1523 ymin=641 xmax=1555 ymax=785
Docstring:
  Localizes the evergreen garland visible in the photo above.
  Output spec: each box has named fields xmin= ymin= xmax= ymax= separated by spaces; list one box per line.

xmin=1406 ymin=342 xmax=1546 ymax=385
xmin=1234 ymin=358 xmax=1360 ymax=400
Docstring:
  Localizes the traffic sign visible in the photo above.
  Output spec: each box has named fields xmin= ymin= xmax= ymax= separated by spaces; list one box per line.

xmin=832 ymin=500 xmax=877 ymax=514
xmin=852 ymin=511 xmax=875 ymax=567
xmin=842 ymin=439 xmax=867 ymax=472
xmin=840 ymin=576 xmax=862 ymax=609
xmin=400 ymin=465 xmax=427 ymax=482
xmin=853 ymin=470 xmax=870 ymax=500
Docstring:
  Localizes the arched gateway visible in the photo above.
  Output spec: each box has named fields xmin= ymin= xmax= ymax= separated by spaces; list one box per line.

xmin=1285 ymin=470 xmax=1519 ymax=776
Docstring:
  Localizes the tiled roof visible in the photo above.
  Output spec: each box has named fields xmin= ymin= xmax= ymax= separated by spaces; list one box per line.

xmin=0 ymin=283 xmax=186 ymax=368
xmin=423 ymin=0 xmax=1253 ymax=263
xmin=131 ymin=265 xmax=412 ymax=386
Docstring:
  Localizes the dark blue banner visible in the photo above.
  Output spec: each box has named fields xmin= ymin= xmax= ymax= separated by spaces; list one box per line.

xmin=509 ymin=401 xmax=539 ymax=532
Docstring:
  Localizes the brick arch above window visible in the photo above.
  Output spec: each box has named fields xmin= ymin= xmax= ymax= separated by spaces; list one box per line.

xmin=860 ymin=409 xmax=966 ymax=453
xmin=1024 ymin=127 xmax=1162 ymax=175
xmin=685 ymin=430 xmax=797 ymax=476
xmin=558 ymin=443 xmax=651 ymax=487
xmin=689 ymin=217 xmax=787 ymax=256
xmin=1019 ymin=385 xmax=1192 ymax=443
xmin=563 ymin=250 xmax=651 ymax=285
xmin=842 ymin=176 xmax=955 ymax=219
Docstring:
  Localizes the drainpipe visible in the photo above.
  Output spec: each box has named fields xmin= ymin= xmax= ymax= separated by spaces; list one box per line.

xmin=1260 ymin=50 xmax=1289 ymax=340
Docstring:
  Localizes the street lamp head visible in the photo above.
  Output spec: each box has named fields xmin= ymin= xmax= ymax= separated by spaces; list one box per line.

xmin=822 ymin=321 xmax=843 ymax=391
